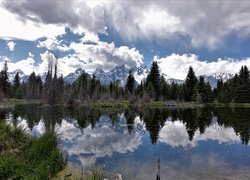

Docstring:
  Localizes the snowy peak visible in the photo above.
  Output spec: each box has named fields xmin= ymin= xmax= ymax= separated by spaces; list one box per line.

xmin=203 ymin=72 xmax=234 ymax=89
xmin=8 ymin=69 xmax=29 ymax=83
xmin=63 ymin=64 xmax=184 ymax=86
xmin=64 ymin=68 xmax=84 ymax=84
xmin=132 ymin=64 xmax=149 ymax=83
xmin=92 ymin=65 xmax=149 ymax=86
xmin=95 ymin=65 xmax=129 ymax=86
xmin=211 ymin=72 xmax=234 ymax=81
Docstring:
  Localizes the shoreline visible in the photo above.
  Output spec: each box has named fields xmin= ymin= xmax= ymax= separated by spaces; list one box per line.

xmin=1 ymin=98 xmax=250 ymax=110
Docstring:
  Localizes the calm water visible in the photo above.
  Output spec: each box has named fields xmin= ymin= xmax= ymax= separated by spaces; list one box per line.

xmin=1 ymin=105 xmax=250 ymax=179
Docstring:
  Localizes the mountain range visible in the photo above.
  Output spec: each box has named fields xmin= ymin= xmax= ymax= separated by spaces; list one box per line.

xmin=7 ymin=65 xmax=234 ymax=88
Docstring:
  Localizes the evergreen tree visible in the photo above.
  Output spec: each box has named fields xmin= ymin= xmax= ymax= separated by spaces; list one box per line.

xmin=234 ymin=66 xmax=250 ymax=103
xmin=196 ymin=76 xmax=213 ymax=103
xmin=184 ymin=66 xmax=198 ymax=101
xmin=27 ymin=72 xmax=42 ymax=99
xmin=14 ymin=72 xmax=20 ymax=89
xmin=146 ymin=61 xmax=161 ymax=100
xmin=13 ymin=72 xmax=20 ymax=97
xmin=0 ymin=61 xmax=11 ymax=97
xmin=126 ymin=70 xmax=135 ymax=94
xmin=213 ymin=79 xmax=223 ymax=99
xmin=239 ymin=65 xmax=250 ymax=86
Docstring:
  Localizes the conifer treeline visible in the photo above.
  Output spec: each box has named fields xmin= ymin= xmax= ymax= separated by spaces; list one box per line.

xmin=0 ymin=60 xmax=250 ymax=104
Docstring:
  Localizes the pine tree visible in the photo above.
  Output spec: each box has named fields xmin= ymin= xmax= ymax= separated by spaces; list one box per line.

xmin=197 ymin=76 xmax=206 ymax=103
xmin=126 ymin=70 xmax=135 ymax=94
xmin=13 ymin=72 xmax=20 ymax=97
xmin=184 ymin=66 xmax=198 ymax=101
xmin=27 ymin=72 xmax=42 ymax=99
xmin=14 ymin=72 xmax=20 ymax=89
xmin=146 ymin=61 xmax=161 ymax=100
xmin=239 ymin=65 xmax=250 ymax=86
xmin=234 ymin=66 xmax=250 ymax=103
xmin=0 ymin=61 xmax=11 ymax=97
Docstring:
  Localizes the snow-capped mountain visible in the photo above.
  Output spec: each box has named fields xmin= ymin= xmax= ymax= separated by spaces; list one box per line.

xmin=203 ymin=72 xmax=234 ymax=89
xmin=8 ymin=69 xmax=29 ymax=83
xmin=94 ymin=64 xmax=149 ymax=86
xmin=64 ymin=68 xmax=84 ymax=84
xmin=7 ymin=65 xmax=234 ymax=89
xmin=131 ymin=64 xmax=149 ymax=84
xmin=63 ymin=64 xmax=149 ymax=86
xmin=95 ymin=65 xmax=129 ymax=86
xmin=166 ymin=78 xmax=184 ymax=84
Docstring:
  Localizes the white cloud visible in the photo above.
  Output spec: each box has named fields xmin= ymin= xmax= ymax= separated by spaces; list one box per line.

xmin=37 ymin=38 xmax=70 ymax=52
xmin=0 ymin=5 xmax=65 ymax=41
xmin=108 ymin=3 xmax=184 ymax=41
xmin=105 ymin=1 xmax=250 ymax=48
xmin=155 ymin=53 xmax=250 ymax=80
xmin=2 ymin=0 xmax=250 ymax=49
xmin=5 ymin=37 xmax=144 ymax=76
xmin=28 ymin=52 xmax=34 ymax=58
xmin=1 ymin=0 xmax=106 ymax=40
xmin=0 ymin=54 xmax=35 ymax=75
xmin=6 ymin=41 xmax=16 ymax=52
xmin=81 ymin=32 xmax=99 ymax=43
xmin=66 ymin=40 xmax=143 ymax=73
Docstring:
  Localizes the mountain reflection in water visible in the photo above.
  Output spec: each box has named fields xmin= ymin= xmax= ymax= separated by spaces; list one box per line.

xmin=2 ymin=106 xmax=250 ymax=179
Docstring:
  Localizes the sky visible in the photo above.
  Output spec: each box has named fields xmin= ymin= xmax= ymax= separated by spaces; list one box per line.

xmin=1 ymin=0 xmax=250 ymax=79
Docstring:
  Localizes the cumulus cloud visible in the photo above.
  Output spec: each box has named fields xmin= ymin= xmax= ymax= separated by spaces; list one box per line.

xmin=28 ymin=52 xmax=34 ymax=58
xmin=2 ymin=0 xmax=250 ymax=49
xmin=33 ymin=32 xmax=143 ymax=76
xmin=6 ymin=41 xmax=16 ymax=52
xmin=0 ymin=53 xmax=35 ymax=75
xmin=155 ymin=53 xmax=250 ymax=80
xmin=107 ymin=1 xmax=250 ymax=48
xmin=67 ymin=41 xmax=143 ymax=73
xmin=1 ymin=0 xmax=106 ymax=40
xmin=107 ymin=2 xmax=184 ymax=41
xmin=81 ymin=32 xmax=99 ymax=43
xmin=5 ymin=32 xmax=144 ymax=76
xmin=0 ymin=5 xmax=65 ymax=41
xmin=37 ymin=38 xmax=70 ymax=52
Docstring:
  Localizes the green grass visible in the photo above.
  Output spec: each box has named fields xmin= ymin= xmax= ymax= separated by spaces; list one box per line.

xmin=82 ymin=169 xmax=104 ymax=180
xmin=0 ymin=122 xmax=65 ymax=179
xmin=0 ymin=98 xmax=41 ymax=109
xmin=55 ymin=166 xmax=105 ymax=180
xmin=145 ymin=101 xmax=165 ymax=108
xmin=205 ymin=102 xmax=226 ymax=108
xmin=229 ymin=103 xmax=250 ymax=108
xmin=92 ymin=100 xmax=130 ymax=109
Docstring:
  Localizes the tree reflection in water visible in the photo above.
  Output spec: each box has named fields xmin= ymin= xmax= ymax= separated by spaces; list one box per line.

xmin=5 ymin=105 xmax=250 ymax=145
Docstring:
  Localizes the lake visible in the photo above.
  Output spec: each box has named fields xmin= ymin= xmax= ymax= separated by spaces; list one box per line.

xmin=1 ymin=105 xmax=250 ymax=179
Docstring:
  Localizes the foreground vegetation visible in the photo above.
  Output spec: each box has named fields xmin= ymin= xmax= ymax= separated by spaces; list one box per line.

xmin=0 ymin=121 xmax=65 ymax=179
xmin=55 ymin=167 xmax=105 ymax=180
xmin=0 ymin=118 xmax=107 ymax=179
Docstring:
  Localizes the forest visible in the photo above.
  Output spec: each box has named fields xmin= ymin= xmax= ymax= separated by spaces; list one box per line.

xmin=0 ymin=60 xmax=250 ymax=106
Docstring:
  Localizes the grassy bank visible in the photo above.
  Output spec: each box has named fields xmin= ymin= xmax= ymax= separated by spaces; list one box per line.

xmin=91 ymin=100 xmax=130 ymax=109
xmin=2 ymin=98 xmax=250 ymax=109
xmin=0 ymin=122 xmax=65 ymax=179
xmin=0 ymin=98 xmax=41 ymax=109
